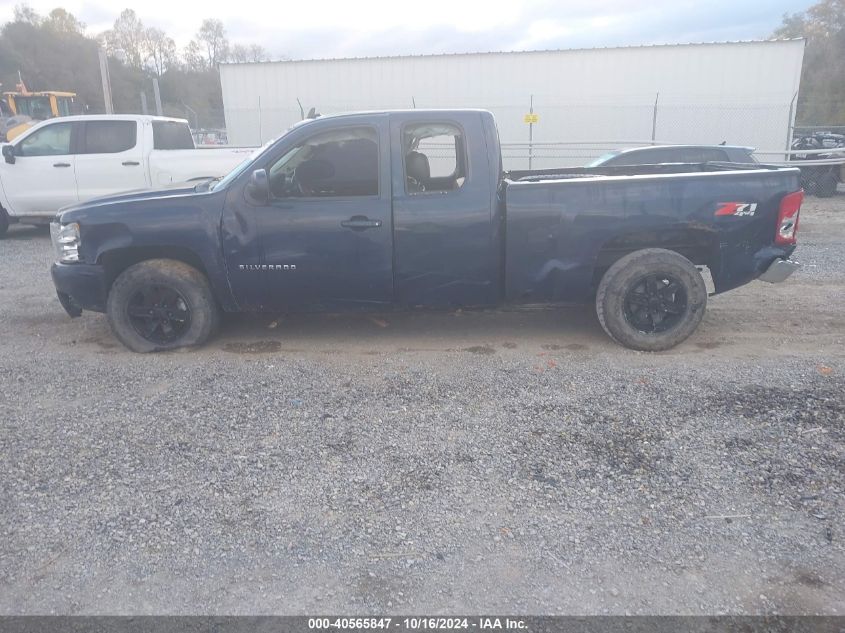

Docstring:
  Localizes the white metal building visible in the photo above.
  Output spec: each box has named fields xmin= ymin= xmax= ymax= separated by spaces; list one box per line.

xmin=220 ymin=39 xmax=805 ymax=168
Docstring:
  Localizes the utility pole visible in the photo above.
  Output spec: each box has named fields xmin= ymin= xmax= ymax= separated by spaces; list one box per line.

xmin=98 ymin=48 xmax=114 ymax=114
xmin=528 ymin=94 xmax=534 ymax=170
xmin=152 ymin=78 xmax=163 ymax=116
xmin=651 ymin=92 xmax=660 ymax=143
xmin=257 ymin=96 xmax=262 ymax=144
xmin=140 ymin=92 xmax=148 ymax=115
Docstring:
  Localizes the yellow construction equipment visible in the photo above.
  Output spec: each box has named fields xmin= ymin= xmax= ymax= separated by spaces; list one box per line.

xmin=1 ymin=77 xmax=77 ymax=141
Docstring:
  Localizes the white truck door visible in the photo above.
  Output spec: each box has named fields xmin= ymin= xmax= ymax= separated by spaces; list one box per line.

xmin=75 ymin=120 xmax=148 ymax=202
xmin=2 ymin=121 xmax=78 ymax=216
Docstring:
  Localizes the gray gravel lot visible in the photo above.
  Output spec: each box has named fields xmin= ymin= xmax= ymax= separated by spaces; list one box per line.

xmin=1 ymin=196 xmax=844 ymax=615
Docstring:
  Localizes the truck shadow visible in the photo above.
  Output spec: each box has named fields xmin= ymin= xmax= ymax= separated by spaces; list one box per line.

xmin=216 ymin=305 xmax=613 ymax=355
xmin=3 ymin=225 xmax=50 ymax=240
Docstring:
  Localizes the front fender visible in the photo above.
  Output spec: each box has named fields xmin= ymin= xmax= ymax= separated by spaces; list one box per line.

xmin=60 ymin=191 xmax=238 ymax=311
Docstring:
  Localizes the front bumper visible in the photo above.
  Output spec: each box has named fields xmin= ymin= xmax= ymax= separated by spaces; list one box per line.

xmin=758 ymin=258 xmax=800 ymax=283
xmin=50 ymin=262 xmax=108 ymax=316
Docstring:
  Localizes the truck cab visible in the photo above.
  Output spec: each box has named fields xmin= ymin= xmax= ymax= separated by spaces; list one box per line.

xmin=220 ymin=109 xmax=501 ymax=312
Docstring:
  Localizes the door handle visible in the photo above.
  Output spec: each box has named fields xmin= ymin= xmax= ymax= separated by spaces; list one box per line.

xmin=122 ymin=161 xmax=140 ymax=166
xmin=53 ymin=162 xmax=71 ymax=168
xmin=341 ymin=216 xmax=382 ymax=230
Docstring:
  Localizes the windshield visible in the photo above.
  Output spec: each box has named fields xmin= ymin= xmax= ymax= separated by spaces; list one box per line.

xmin=208 ymin=120 xmax=316 ymax=192
xmin=209 ymin=140 xmax=276 ymax=191
xmin=15 ymin=96 xmax=52 ymax=119
xmin=586 ymin=151 xmax=620 ymax=167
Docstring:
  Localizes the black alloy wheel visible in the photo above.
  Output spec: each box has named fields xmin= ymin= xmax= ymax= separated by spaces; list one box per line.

xmin=126 ymin=284 xmax=192 ymax=344
xmin=622 ymin=273 xmax=689 ymax=334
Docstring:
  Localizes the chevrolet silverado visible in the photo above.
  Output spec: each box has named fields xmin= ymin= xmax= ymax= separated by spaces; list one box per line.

xmin=49 ymin=109 xmax=803 ymax=352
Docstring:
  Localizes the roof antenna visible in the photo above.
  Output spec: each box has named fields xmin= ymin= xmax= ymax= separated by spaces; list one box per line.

xmin=412 ymin=96 xmax=416 ymax=109
xmin=306 ymin=107 xmax=320 ymax=119
xmin=296 ymin=97 xmax=305 ymax=120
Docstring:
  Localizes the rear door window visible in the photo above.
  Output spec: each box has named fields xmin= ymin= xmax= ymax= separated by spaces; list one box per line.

xmin=82 ymin=121 xmax=137 ymax=154
xmin=402 ymin=122 xmax=467 ymax=194
xmin=153 ymin=121 xmax=195 ymax=150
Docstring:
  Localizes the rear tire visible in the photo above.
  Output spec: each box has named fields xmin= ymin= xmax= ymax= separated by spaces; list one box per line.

xmin=800 ymin=167 xmax=821 ymax=196
xmin=816 ymin=171 xmax=838 ymax=198
xmin=596 ymin=249 xmax=707 ymax=351
xmin=106 ymin=259 xmax=220 ymax=353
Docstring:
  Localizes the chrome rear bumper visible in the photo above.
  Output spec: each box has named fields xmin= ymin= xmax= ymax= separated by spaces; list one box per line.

xmin=758 ymin=258 xmax=800 ymax=283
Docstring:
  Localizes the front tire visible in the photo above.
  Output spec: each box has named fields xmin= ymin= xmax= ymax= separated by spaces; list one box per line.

xmin=0 ymin=207 xmax=9 ymax=238
xmin=596 ymin=249 xmax=707 ymax=351
xmin=106 ymin=259 xmax=220 ymax=352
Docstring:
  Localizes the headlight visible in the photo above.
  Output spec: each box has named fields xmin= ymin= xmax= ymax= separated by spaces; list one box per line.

xmin=50 ymin=222 xmax=81 ymax=263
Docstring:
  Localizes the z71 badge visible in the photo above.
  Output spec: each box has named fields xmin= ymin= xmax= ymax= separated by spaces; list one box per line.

xmin=715 ymin=202 xmax=757 ymax=217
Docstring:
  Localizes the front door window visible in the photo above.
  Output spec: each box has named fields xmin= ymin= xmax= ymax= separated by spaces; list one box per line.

xmin=18 ymin=123 xmax=72 ymax=156
xmin=267 ymin=126 xmax=379 ymax=199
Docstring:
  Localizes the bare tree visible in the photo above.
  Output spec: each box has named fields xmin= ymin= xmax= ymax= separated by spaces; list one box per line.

xmin=144 ymin=27 xmax=176 ymax=76
xmin=182 ymin=40 xmax=206 ymax=71
xmin=230 ymin=43 xmax=269 ymax=63
xmin=229 ymin=44 xmax=249 ymax=63
xmin=194 ymin=19 xmax=229 ymax=68
xmin=44 ymin=8 xmax=85 ymax=34
xmin=248 ymin=44 xmax=269 ymax=62
xmin=101 ymin=9 xmax=146 ymax=69
xmin=13 ymin=3 xmax=41 ymax=25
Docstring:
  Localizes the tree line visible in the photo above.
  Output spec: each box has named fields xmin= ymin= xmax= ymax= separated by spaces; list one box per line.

xmin=1 ymin=2 xmax=843 ymax=132
xmin=774 ymin=0 xmax=845 ymax=126
xmin=0 ymin=5 xmax=272 ymax=128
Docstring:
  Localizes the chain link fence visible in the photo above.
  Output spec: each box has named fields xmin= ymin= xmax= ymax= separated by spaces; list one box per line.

xmin=220 ymin=96 xmax=811 ymax=167
xmin=210 ymin=98 xmax=844 ymax=179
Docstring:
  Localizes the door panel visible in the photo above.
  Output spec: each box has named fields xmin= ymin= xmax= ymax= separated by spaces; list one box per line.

xmin=4 ymin=121 xmax=78 ymax=216
xmin=390 ymin=112 xmax=500 ymax=308
xmin=259 ymin=195 xmax=392 ymax=311
xmin=75 ymin=120 xmax=148 ymax=203
xmin=222 ymin=116 xmax=393 ymax=311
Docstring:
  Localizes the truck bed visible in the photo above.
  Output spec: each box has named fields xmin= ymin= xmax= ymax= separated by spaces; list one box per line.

xmin=502 ymin=163 xmax=802 ymax=303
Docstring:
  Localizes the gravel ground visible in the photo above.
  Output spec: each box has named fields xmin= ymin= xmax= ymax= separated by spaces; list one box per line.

xmin=0 ymin=195 xmax=844 ymax=615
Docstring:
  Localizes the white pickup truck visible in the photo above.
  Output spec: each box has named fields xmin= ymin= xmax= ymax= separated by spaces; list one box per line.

xmin=0 ymin=114 xmax=251 ymax=235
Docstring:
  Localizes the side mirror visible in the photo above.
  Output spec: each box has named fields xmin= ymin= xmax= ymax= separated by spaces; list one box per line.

xmin=246 ymin=168 xmax=269 ymax=204
xmin=2 ymin=144 xmax=16 ymax=165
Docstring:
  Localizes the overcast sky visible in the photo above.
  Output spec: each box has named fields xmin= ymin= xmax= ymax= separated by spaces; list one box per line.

xmin=0 ymin=0 xmax=818 ymax=59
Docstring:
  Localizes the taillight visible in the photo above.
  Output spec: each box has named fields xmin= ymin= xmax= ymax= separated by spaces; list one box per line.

xmin=775 ymin=190 xmax=803 ymax=245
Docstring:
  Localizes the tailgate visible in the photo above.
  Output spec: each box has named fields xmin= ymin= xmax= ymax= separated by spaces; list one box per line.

xmin=706 ymin=169 xmax=802 ymax=293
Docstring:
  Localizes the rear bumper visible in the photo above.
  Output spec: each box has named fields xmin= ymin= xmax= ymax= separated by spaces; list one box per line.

xmin=51 ymin=262 xmax=108 ymax=316
xmin=758 ymin=258 xmax=800 ymax=283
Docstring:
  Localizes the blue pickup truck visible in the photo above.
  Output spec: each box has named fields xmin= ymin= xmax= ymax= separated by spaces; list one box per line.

xmin=50 ymin=109 xmax=803 ymax=353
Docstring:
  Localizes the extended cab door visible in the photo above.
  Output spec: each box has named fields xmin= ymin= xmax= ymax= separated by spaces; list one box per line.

xmin=390 ymin=111 xmax=501 ymax=307
xmin=223 ymin=115 xmax=394 ymax=311
xmin=2 ymin=120 xmax=78 ymax=216
xmin=75 ymin=119 xmax=148 ymax=202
